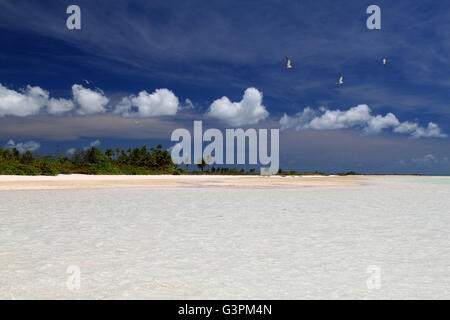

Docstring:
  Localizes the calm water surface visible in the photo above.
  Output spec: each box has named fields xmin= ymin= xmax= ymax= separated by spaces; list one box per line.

xmin=0 ymin=177 xmax=449 ymax=299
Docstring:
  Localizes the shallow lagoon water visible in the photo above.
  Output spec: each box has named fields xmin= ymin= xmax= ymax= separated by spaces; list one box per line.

xmin=0 ymin=176 xmax=449 ymax=299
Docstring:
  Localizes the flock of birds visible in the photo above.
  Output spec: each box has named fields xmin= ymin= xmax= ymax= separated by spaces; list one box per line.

xmin=285 ymin=57 xmax=387 ymax=85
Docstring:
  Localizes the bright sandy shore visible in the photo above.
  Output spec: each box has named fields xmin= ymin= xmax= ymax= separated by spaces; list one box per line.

xmin=0 ymin=174 xmax=365 ymax=191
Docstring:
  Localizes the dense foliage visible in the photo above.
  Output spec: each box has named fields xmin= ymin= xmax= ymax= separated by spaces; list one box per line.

xmin=0 ymin=143 xmax=345 ymax=176
xmin=0 ymin=144 xmax=273 ymax=176
xmin=0 ymin=144 xmax=177 ymax=175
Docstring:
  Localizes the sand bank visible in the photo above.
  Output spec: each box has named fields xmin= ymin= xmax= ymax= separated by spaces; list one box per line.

xmin=0 ymin=174 xmax=364 ymax=191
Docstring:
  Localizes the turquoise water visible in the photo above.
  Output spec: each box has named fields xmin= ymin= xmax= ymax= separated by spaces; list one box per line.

xmin=393 ymin=176 xmax=450 ymax=185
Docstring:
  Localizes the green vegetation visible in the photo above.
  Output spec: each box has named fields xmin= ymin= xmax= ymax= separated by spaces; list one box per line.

xmin=277 ymin=168 xmax=326 ymax=176
xmin=0 ymin=144 xmax=264 ymax=176
xmin=0 ymin=144 xmax=176 ymax=176
xmin=0 ymin=148 xmax=59 ymax=176
xmin=0 ymin=143 xmax=362 ymax=176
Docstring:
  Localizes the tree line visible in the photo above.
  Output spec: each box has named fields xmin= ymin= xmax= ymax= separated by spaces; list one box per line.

xmin=0 ymin=144 xmax=357 ymax=176
xmin=0 ymin=144 xmax=262 ymax=176
xmin=0 ymin=144 xmax=175 ymax=175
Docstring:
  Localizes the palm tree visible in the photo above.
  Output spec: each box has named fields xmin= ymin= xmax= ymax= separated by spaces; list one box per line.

xmin=105 ymin=149 xmax=113 ymax=160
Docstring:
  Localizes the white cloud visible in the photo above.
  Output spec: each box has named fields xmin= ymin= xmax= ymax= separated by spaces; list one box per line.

xmin=4 ymin=140 xmax=40 ymax=154
xmin=280 ymin=104 xmax=446 ymax=138
xmin=394 ymin=121 xmax=447 ymax=138
xmin=0 ymin=83 xmax=77 ymax=116
xmin=411 ymin=154 xmax=449 ymax=165
xmin=72 ymin=84 xmax=109 ymax=115
xmin=392 ymin=121 xmax=417 ymax=134
xmin=0 ymin=84 xmax=186 ymax=118
xmin=279 ymin=107 xmax=315 ymax=131
xmin=206 ymin=87 xmax=269 ymax=126
xmin=47 ymin=98 xmax=75 ymax=115
xmin=281 ymin=105 xmax=381 ymax=131
xmin=364 ymin=113 xmax=400 ymax=135
xmin=0 ymin=84 xmax=49 ymax=117
xmin=182 ymin=98 xmax=194 ymax=109
xmin=66 ymin=139 xmax=101 ymax=155
xmin=83 ymin=139 xmax=101 ymax=150
xmin=308 ymin=105 xmax=372 ymax=130
xmin=0 ymin=83 xmax=108 ymax=117
xmin=115 ymin=88 xmax=179 ymax=118
xmin=411 ymin=154 xmax=437 ymax=164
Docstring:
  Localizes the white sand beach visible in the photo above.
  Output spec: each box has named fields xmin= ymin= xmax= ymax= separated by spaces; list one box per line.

xmin=0 ymin=174 xmax=362 ymax=191
xmin=0 ymin=175 xmax=449 ymax=299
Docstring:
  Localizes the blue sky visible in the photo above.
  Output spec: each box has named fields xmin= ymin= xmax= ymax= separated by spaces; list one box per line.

xmin=1 ymin=0 xmax=450 ymax=174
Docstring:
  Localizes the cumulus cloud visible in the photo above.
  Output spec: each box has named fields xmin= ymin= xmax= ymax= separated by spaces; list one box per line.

xmin=4 ymin=140 xmax=40 ymax=153
xmin=364 ymin=113 xmax=400 ymax=135
xmin=0 ymin=83 xmax=185 ymax=118
xmin=280 ymin=104 xmax=446 ymax=138
xmin=394 ymin=121 xmax=447 ymax=138
xmin=115 ymin=88 xmax=179 ymax=118
xmin=47 ymin=98 xmax=75 ymax=115
xmin=280 ymin=105 xmax=372 ymax=131
xmin=392 ymin=121 xmax=418 ymax=134
xmin=206 ymin=87 xmax=269 ymax=126
xmin=0 ymin=84 xmax=49 ymax=117
xmin=0 ymin=83 xmax=108 ymax=117
xmin=72 ymin=84 xmax=109 ymax=115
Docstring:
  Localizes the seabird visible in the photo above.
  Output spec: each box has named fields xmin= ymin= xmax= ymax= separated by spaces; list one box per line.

xmin=83 ymin=79 xmax=90 ymax=85
xmin=285 ymin=57 xmax=292 ymax=69
xmin=337 ymin=73 xmax=343 ymax=85
xmin=382 ymin=58 xmax=387 ymax=67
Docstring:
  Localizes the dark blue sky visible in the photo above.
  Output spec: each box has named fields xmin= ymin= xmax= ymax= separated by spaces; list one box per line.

xmin=1 ymin=0 xmax=450 ymax=173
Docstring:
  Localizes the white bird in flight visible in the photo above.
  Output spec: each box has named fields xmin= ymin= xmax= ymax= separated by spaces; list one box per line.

xmin=337 ymin=73 xmax=343 ymax=85
xmin=83 ymin=79 xmax=90 ymax=85
xmin=382 ymin=58 xmax=387 ymax=67
xmin=285 ymin=57 xmax=292 ymax=69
